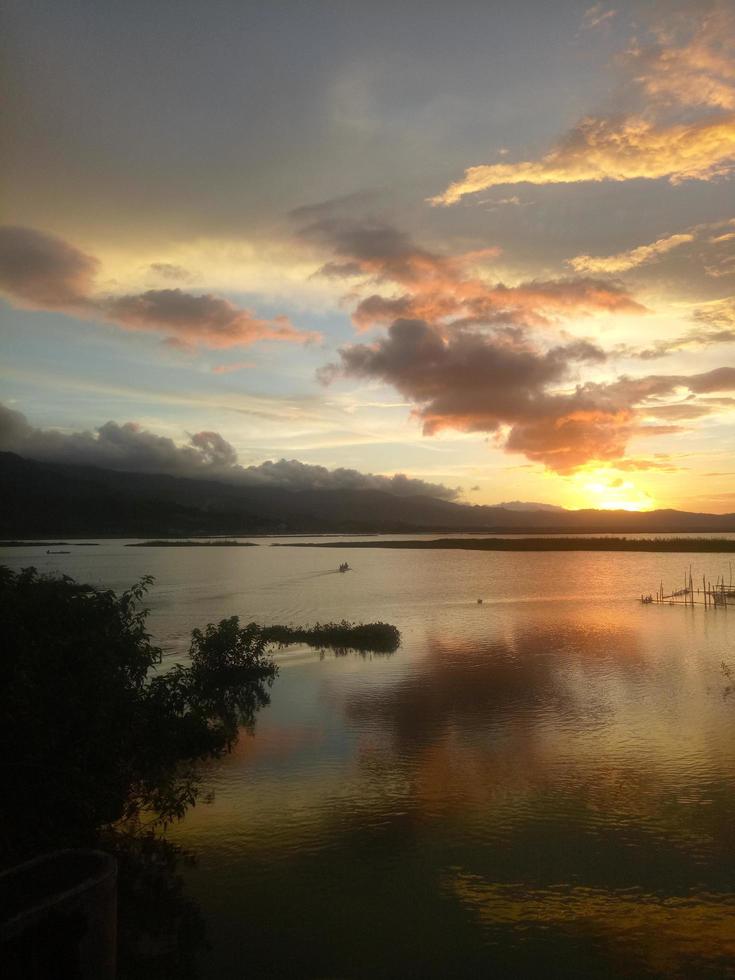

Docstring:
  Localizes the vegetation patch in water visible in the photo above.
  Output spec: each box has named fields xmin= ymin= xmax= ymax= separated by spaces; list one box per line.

xmin=1 ymin=541 xmax=71 ymax=547
xmin=275 ymin=536 xmax=735 ymax=553
xmin=262 ymin=621 xmax=401 ymax=655
xmin=127 ymin=539 xmax=258 ymax=547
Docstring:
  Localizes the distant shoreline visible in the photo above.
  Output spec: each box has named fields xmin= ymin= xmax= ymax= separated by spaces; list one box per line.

xmin=273 ymin=537 xmax=735 ymax=553
xmin=126 ymin=540 xmax=258 ymax=547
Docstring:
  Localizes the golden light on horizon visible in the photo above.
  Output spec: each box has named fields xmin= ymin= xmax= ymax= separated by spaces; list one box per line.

xmin=573 ymin=471 xmax=656 ymax=512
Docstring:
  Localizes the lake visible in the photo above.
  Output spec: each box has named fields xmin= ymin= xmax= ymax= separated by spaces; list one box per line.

xmin=2 ymin=538 xmax=735 ymax=978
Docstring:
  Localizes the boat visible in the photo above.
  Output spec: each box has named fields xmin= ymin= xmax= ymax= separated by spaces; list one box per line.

xmin=338 ymin=562 xmax=351 ymax=573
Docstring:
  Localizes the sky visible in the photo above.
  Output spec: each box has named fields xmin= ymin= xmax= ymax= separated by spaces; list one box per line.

xmin=1 ymin=0 xmax=735 ymax=512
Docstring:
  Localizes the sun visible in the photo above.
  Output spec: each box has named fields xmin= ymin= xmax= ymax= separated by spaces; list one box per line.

xmin=573 ymin=471 xmax=655 ymax=512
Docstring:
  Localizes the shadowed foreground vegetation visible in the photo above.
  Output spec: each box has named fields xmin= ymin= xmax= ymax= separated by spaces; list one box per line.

xmin=0 ymin=567 xmax=278 ymax=977
xmin=0 ymin=566 xmax=399 ymax=977
xmin=275 ymin=536 xmax=735 ymax=553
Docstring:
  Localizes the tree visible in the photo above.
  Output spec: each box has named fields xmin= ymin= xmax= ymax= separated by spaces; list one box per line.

xmin=0 ymin=566 xmax=278 ymax=866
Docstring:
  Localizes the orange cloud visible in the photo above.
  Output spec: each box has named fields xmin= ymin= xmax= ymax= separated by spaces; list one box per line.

xmin=626 ymin=6 xmax=735 ymax=111
xmin=569 ymin=216 xmax=735 ymax=277
xmin=569 ymin=232 xmax=695 ymax=274
xmin=432 ymin=7 xmax=735 ymax=204
xmin=430 ymin=113 xmax=735 ymax=204
xmin=307 ymin=219 xmax=644 ymax=331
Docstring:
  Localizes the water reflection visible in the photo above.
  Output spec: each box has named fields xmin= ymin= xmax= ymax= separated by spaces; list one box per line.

xmin=451 ymin=875 xmax=735 ymax=979
xmin=3 ymin=543 xmax=733 ymax=975
xmin=172 ymin=608 xmax=735 ymax=978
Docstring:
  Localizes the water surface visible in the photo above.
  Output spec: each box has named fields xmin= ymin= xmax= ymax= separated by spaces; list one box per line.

xmin=3 ymin=539 xmax=734 ymax=978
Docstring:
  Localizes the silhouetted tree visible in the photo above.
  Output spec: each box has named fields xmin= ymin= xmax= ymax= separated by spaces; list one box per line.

xmin=0 ymin=566 xmax=279 ymax=977
xmin=0 ymin=566 xmax=278 ymax=864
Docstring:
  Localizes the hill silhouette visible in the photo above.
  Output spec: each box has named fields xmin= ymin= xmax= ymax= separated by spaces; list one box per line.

xmin=2 ymin=451 xmax=735 ymax=537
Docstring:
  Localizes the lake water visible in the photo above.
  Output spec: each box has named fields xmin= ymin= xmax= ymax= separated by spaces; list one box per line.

xmin=3 ymin=538 xmax=735 ymax=978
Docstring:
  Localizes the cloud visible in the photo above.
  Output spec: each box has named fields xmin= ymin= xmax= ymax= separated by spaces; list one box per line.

xmin=148 ymin=262 xmax=194 ymax=282
xmin=481 ymin=195 xmax=534 ymax=210
xmin=569 ymin=232 xmax=695 ymax=274
xmin=618 ymin=293 xmax=735 ymax=358
xmin=0 ymin=226 xmax=316 ymax=350
xmin=430 ymin=114 xmax=735 ymax=203
xmin=0 ymin=406 xmax=230 ymax=476
xmin=322 ymin=317 xmax=624 ymax=473
xmin=629 ymin=323 xmax=735 ymax=360
xmin=625 ymin=6 xmax=735 ymax=111
xmin=693 ymin=296 xmax=735 ymax=330
xmin=305 ymin=218 xmax=644 ymax=331
xmin=431 ymin=8 xmax=735 ymax=205
xmin=568 ymin=217 xmax=734 ymax=276
xmin=580 ymin=4 xmax=617 ymax=32
xmin=0 ymin=403 xmax=460 ymax=500
xmin=103 ymin=290 xmax=311 ymax=350
xmin=211 ymin=360 xmax=256 ymax=374
xmin=321 ymin=320 xmax=735 ymax=473
xmin=0 ymin=226 xmax=97 ymax=310
xmin=234 ymin=458 xmax=460 ymax=498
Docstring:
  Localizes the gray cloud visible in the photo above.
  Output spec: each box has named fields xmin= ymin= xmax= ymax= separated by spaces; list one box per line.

xmin=0 ymin=403 xmax=459 ymax=500
xmin=0 ymin=226 xmax=97 ymax=310
xmin=103 ymin=289 xmax=312 ymax=350
xmin=235 ymin=458 xmax=459 ymax=498
xmin=0 ymin=226 xmax=315 ymax=350
xmin=148 ymin=262 xmax=194 ymax=282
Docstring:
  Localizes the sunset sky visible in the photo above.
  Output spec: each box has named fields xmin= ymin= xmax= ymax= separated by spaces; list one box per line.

xmin=2 ymin=0 xmax=734 ymax=512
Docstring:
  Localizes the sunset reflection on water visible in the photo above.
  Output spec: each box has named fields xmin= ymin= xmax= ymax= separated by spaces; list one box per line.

xmin=2 ymin=541 xmax=734 ymax=977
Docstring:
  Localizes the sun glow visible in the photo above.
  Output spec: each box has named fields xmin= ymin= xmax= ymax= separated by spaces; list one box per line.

xmin=573 ymin=471 xmax=655 ymax=511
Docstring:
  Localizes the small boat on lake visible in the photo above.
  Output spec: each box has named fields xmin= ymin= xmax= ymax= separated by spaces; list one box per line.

xmin=47 ymin=550 xmax=70 ymax=555
xmin=338 ymin=562 xmax=351 ymax=573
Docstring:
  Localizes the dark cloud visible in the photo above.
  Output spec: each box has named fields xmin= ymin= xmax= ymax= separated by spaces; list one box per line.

xmin=0 ymin=226 xmax=315 ymax=350
xmin=325 ymin=319 xmax=605 ymax=433
xmin=584 ymin=366 xmax=735 ymax=404
xmin=0 ymin=403 xmax=459 ymax=500
xmin=0 ymin=225 xmax=97 ymax=310
xmin=235 ymin=458 xmax=460 ymax=499
xmin=630 ymin=326 xmax=735 ymax=360
xmin=103 ymin=289 xmax=312 ymax=350
xmin=0 ymin=405 xmax=235 ymax=476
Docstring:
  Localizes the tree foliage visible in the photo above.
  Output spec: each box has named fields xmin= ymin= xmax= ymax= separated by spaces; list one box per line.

xmin=0 ymin=566 xmax=277 ymax=866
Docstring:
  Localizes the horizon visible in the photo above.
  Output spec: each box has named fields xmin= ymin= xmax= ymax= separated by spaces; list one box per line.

xmin=4 ymin=445 xmax=735 ymax=517
xmin=2 ymin=1 xmax=735 ymax=515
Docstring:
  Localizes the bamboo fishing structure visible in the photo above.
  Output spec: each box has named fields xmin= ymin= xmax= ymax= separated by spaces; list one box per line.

xmin=641 ymin=562 xmax=735 ymax=608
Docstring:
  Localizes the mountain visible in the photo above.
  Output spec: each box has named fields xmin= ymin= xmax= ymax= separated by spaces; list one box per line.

xmin=2 ymin=451 xmax=735 ymax=536
xmin=494 ymin=500 xmax=567 ymax=512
